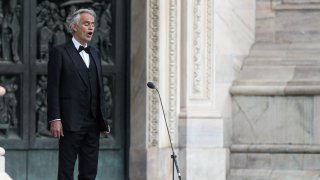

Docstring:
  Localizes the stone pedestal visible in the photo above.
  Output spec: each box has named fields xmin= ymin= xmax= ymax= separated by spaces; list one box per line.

xmin=0 ymin=146 xmax=12 ymax=179
xmin=179 ymin=114 xmax=229 ymax=180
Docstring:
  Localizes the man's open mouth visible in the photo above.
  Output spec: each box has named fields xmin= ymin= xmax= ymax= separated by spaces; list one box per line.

xmin=88 ymin=32 xmax=93 ymax=36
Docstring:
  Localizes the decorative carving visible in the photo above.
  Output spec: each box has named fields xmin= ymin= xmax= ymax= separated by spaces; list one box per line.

xmin=192 ymin=0 xmax=202 ymax=95
xmin=35 ymin=75 xmax=50 ymax=137
xmin=190 ymin=0 xmax=214 ymax=102
xmin=205 ymin=0 xmax=213 ymax=102
xmin=0 ymin=76 xmax=19 ymax=138
xmin=102 ymin=76 xmax=113 ymax=137
xmin=168 ymin=0 xmax=178 ymax=145
xmin=37 ymin=0 xmax=66 ymax=63
xmin=36 ymin=0 xmax=113 ymax=64
xmin=147 ymin=0 xmax=160 ymax=147
xmin=0 ymin=0 xmax=21 ymax=64
xmin=92 ymin=1 xmax=113 ymax=64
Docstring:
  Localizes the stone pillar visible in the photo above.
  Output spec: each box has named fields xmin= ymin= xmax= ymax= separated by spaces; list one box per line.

xmin=0 ymin=87 xmax=12 ymax=180
xmin=178 ymin=0 xmax=228 ymax=179
xmin=130 ymin=0 xmax=230 ymax=179
xmin=130 ymin=0 xmax=148 ymax=179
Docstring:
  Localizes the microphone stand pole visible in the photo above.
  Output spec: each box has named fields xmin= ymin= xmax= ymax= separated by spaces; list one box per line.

xmin=153 ymin=87 xmax=182 ymax=180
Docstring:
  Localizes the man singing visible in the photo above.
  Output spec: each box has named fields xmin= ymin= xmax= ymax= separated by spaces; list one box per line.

xmin=47 ymin=8 xmax=110 ymax=180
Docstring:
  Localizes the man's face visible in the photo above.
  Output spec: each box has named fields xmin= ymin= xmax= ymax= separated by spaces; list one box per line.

xmin=73 ymin=13 xmax=95 ymax=45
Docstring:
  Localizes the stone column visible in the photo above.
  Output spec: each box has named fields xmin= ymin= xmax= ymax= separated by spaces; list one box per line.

xmin=130 ymin=0 xmax=229 ymax=179
xmin=0 ymin=87 xmax=12 ymax=180
xmin=179 ymin=0 xmax=228 ymax=179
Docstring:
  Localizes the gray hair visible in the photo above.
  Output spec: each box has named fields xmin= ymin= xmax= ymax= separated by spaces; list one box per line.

xmin=67 ymin=9 xmax=96 ymax=34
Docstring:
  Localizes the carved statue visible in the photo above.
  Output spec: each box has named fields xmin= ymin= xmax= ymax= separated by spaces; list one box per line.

xmin=37 ymin=0 xmax=60 ymax=63
xmin=35 ymin=75 xmax=50 ymax=137
xmin=0 ymin=76 xmax=18 ymax=138
xmin=98 ymin=2 xmax=112 ymax=64
xmin=1 ymin=0 xmax=21 ymax=63
xmin=3 ymin=78 xmax=18 ymax=128
xmin=0 ymin=2 xmax=3 ymax=59
xmin=103 ymin=77 xmax=113 ymax=135
xmin=103 ymin=77 xmax=112 ymax=118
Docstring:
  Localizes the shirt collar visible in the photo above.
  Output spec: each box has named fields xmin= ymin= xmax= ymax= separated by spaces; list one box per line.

xmin=72 ymin=37 xmax=87 ymax=50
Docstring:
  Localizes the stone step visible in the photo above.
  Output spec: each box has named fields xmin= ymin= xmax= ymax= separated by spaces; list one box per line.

xmin=231 ymin=42 xmax=320 ymax=95
xmin=249 ymin=43 xmax=320 ymax=58
xmin=228 ymin=169 xmax=320 ymax=180
xmin=229 ymin=151 xmax=320 ymax=179
xmin=274 ymin=3 xmax=320 ymax=10
xmin=234 ymin=66 xmax=320 ymax=83
xmin=244 ymin=57 xmax=320 ymax=66
xmin=231 ymin=70 xmax=320 ymax=95
xmin=251 ymin=43 xmax=320 ymax=51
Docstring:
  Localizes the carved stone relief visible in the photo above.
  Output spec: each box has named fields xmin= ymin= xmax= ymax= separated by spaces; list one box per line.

xmin=35 ymin=75 xmax=50 ymax=137
xmin=168 ymin=0 xmax=177 ymax=145
xmin=0 ymin=75 xmax=19 ymax=138
xmin=147 ymin=0 xmax=160 ymax=147
xmin=0 ymin=0 xmax=21 ymax=64
xmin=36 ymin=0 xmax=113 ymax=64
xmin=102 ymin=76 xmax=113 ymax=137
xmin=190 ymin=0 xmax=213 ymax=103
xmin=192 ymin=0 xmax=202 ymax=95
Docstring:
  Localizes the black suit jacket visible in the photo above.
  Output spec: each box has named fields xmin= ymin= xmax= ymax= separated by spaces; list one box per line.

xmin=47 ymin=40 xmax=109 ymax=131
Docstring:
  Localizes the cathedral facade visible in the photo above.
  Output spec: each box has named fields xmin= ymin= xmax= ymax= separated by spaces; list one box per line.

xmin=2 ymin=0 xmax=318 ymax=179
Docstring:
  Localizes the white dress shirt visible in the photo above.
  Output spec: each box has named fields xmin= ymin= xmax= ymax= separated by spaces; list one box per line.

xmin=72 ymin=37 xmax=90 ymax=68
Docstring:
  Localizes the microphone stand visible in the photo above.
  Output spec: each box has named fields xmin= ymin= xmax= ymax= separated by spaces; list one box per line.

xmin=148 ymin=83 xmax=182 ymax=180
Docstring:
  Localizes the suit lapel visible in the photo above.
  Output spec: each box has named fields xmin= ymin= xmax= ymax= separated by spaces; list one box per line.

xmin=89 ymin=48 xmax=103 ymax=88
xmin=65 ymin=41 xmax=89 ymax=88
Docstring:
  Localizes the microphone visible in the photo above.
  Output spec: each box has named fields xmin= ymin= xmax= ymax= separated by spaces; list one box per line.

xmin=146 ymin=81 xmax=182 ymax=180
xmin=147 ymin=82 xmax=155 ymax=89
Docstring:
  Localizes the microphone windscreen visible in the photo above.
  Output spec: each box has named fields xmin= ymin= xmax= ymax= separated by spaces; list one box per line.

xmin=147 ymin=82 xmax=155 ymax=89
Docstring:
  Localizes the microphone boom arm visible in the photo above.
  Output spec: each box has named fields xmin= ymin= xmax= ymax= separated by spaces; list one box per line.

xmin=148 ymin=82 xmax=182 ymax=180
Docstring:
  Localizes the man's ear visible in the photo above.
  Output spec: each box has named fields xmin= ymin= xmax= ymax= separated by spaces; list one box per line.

xmin=72 ymin=24 xmax=77 ymax=32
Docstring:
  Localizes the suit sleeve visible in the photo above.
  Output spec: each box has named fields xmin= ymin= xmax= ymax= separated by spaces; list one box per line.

xmin=95 ymin=50 xmax=109 ymax=125
xmin=47 ymin=47 xmax=62 ymax=124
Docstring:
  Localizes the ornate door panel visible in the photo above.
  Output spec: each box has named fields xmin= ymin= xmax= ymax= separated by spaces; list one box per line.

xmin=0 ymin=0 xmax=128 ymax=179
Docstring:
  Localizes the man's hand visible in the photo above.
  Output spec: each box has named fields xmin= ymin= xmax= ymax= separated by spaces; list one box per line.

xmin=50 ymin=121 xmax=64 ymax=139
xmin=101 ymin=125 xmax=111 ymax=135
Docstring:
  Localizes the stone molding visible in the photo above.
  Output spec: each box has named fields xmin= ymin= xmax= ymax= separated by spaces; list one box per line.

xmin=147 ymin=0 xmax=214 ymax=147
xmin=147 ymin=0 xmax=180 ymax=147
xmin=231 ymin=144 xmax=320 ymax=153
xmin=190 ymin=0 xmax=214 ymax=105
xmin=168 ymin=0 xmax=178 ymax=145
xmin=272 ymin=0 xmax=320 ymax=10
xmin=147 ymin=0 xmax=160 ymax=147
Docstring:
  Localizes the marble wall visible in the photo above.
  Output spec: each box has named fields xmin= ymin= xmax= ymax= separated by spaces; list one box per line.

xmin=130 ymin=0 xmax=256 ymax=179
xmin=233 ymin=96 xmax=314 ymax=145
xmin=257 ymin=0 xmax=320 ymax=42
xmin=214 ymin=0 xmax=256 ymax=145
xmin=229 ymin=0 xmax=320 ymax=179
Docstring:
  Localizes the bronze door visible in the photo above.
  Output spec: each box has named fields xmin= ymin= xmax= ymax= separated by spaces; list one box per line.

xmin=0 ymin=0 xmax=128 ymax=179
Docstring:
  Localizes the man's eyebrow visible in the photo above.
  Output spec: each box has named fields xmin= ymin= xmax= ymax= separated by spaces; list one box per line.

xmin=82 ymin=20 xmax=95 ymax=24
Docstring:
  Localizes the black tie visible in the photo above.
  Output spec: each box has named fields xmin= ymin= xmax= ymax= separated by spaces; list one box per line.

xmin=78 ymin=46 xmax=90 ymax=53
